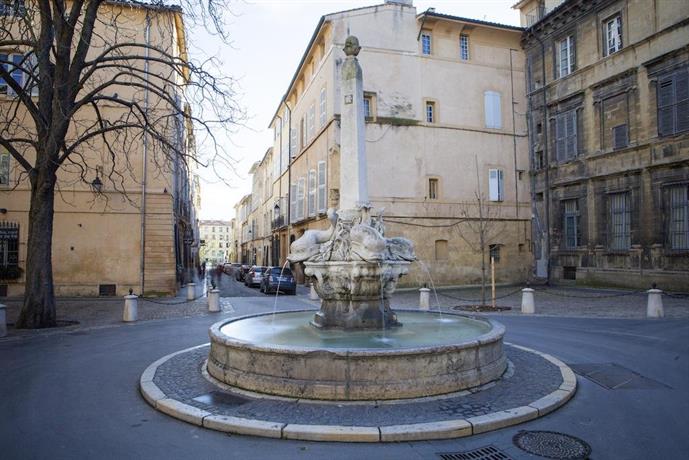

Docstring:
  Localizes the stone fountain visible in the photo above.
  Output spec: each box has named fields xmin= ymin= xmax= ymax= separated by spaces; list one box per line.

xmin=207 ymin=36 xmax=506 ymax=401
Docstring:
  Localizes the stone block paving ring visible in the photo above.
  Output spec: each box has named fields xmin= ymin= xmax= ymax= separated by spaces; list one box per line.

xmin=139 ymin=342 xmax=577 ymax=442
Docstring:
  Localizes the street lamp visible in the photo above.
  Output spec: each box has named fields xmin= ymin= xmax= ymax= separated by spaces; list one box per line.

xmin=91 ymin=175 xmax=103 ymax=194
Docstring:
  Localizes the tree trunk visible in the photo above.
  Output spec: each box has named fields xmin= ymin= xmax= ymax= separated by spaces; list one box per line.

xmin=480 ymin=247 xmax=486 ymax=306
xmin=16 ymin=167 xmax=57 ymax=329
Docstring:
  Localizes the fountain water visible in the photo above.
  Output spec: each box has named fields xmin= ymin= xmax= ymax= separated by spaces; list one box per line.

xmin=207 ymin=35 xmax=506 ymax=401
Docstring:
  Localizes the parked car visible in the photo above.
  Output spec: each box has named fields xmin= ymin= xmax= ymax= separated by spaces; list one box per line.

xmin=223 ymin=263 xmax=241 ymax=275
xmin=235 ymin=264 xmax=250 ymax=281
xmin=244 ymin=266 xmax=268 ymax=287
xmin=260 ymin=266 xmax=296 ymax=295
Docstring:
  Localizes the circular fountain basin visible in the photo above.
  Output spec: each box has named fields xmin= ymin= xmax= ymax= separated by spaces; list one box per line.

xmin=207 ymin=310 xmax=507 ymax=401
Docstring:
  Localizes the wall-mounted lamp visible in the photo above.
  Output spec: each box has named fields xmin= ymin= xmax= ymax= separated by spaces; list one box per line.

xmin=91 ymin=175 xmax=103 ymax=194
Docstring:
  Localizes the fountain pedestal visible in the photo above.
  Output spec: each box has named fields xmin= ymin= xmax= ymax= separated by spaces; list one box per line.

xmin=305 ymin=260 xmax=410 ymax=329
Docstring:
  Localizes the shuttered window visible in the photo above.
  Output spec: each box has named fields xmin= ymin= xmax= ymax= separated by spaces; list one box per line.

xmin=319 ymin=87 xmax=327 ymax=127
xmin=308 ymin=104 xmax=316 ymax=140
xmin=307 ymin=169 xmax=316 ymax=217
xmin=555 ymin=110 xmax=577 ymax=161
xmin=669 ymin=185 xmax=689 ymax=250
xmin=296 ymin=177 xmax=305 ymax=221
xmin=488 ymin=169 xmax=504 ymax=202
xmin=657 ymin=68 xmax=689 ymax=136
xmin=609 ymin=192 xmax=630 ymax=251
xmin=317 ymin=161 xmax=327 ymax=213
xmin=563 ymin=199 xmax=580 ymax=249
xmin=484 ymin=91 xmax=501 ymax=129
xmin=0 ymin=149 xmax=9 ymax=185
xmin=289 ymin=183 xmax=297 ymax=222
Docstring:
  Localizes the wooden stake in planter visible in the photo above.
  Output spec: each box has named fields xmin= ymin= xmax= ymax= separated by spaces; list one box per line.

xmin=491 ymin=256 xmax=496 ymax=309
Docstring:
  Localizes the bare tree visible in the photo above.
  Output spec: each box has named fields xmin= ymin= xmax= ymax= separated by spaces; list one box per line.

xmin=0 ymin=0 xmax=240 ymax=328
xmin=455 ymin=156 xmax=506 ymax=306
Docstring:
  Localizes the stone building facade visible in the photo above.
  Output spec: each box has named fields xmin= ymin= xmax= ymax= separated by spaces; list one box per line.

xmin=199 ymin=220 xmax=233 ymax=265
xmin=233 ymin=0 xmax=533 ymax=287
xmin=515 ymin=0 xmax=689 ymax=289
xmin=0 ymin=2 xmax=201 ymax=297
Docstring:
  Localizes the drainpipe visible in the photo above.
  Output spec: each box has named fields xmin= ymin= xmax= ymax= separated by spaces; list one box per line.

xmin=534 ymin=34 xmax=550 ymax=283
xmin=285 ymin=101 xmax=293 ymax=264
xmin=140 ymin=13 xmax=151 ymax=294
xmin=509 ymin=48 xmax=519 ymax=226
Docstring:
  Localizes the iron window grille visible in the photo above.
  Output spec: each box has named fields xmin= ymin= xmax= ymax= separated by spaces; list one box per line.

xmin=609 ymin=192 xmax=631 ymax=251
xmin=0 ymin=222 xmax=19 ymax=279
xmin=669 ymin=185 xmax=689 ymax=250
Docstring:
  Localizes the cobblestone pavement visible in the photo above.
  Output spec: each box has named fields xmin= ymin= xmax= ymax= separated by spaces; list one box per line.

xmin=2 ymin=277 xmax=687 ymax=342
xmin=394 ymin=284 xmax=689 ymax=319
xmin=153 ymin=345 xmax=562 ymax=426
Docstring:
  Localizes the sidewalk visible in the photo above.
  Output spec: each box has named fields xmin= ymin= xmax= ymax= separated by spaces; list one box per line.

xmin=393 ymin=284 xmax=689 ymax=319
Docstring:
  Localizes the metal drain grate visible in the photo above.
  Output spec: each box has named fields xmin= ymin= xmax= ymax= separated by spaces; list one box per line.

xmin=192 ymin=391 xmax=249 ymax=408
xmin=513 ymin=430 xmax=590 ymax=459
xmin=438 ymin=446 xmax=512 ymax=460
xmin=569 ymin=363 xmax=670 ymax=390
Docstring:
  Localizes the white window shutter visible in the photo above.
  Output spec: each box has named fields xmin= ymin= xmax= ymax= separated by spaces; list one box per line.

xmin=489 ymin=169 xmax=499 ymax=201
xmin=498 ymin=169 xmax=504 ymax=201
xmin=484 ymin=91 xmax=501 ymax=129
xmin=290 ymin=183 xmax=297 ymax=222
xmin=308 ymin=169 xmax=316 ymax=217
xmin=317 ymin=161 xmax=327 ymax=212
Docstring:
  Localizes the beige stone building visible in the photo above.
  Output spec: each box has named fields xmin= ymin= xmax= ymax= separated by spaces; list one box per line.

xmin=515 ymin=0 xmax=689 ymax=289
xmin=0 ymin=2 xmax=201 ymax=297
xmin=199 ymin=220 xmax=232 ymax=265
xmin=234 ymin=0 xmax=532 ymax=287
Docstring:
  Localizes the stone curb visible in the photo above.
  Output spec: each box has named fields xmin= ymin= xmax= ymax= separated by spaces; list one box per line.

xmin=139 ymin=343 xmax=577 ymax=442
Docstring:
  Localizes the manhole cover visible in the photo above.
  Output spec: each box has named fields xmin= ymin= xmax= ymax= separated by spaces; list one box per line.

xmin=438 ymin=445 xmax=512 ymax=460
xmin=513 ymin=430 xmax=591 ymax=459
xmin=569 ymin=363 xmax=670 ymax=390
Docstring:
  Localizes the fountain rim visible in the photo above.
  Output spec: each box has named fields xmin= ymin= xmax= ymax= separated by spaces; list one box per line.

xmin=209 ymin=309 xmax=505 ymax=357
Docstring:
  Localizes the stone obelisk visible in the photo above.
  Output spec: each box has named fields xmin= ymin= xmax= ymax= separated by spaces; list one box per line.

xmin=339 ymin=36 xmax=369 ymax=210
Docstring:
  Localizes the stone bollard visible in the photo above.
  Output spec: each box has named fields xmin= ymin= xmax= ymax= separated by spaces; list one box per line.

xmin=646 ymin=288 xmax=664 ymax=318
xmin=419 ymin=288 xmax=431 ymax=311
xmin=521 ymin=288 xmax=535 ymax=314
xmin=208 ymin=289 xmax=220 ymax=313
xmin=123 ymin=293 xmax=138 ymax=322
xmin=186 ymin=283 xmax=196 ymax=301
xmin=309 ymin=284 xmax=319 ymax=301
xmin=0 ymin=303 xmax=7 ymax=337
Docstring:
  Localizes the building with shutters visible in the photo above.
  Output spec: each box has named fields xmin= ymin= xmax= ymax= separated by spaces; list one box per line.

xmin=514 ymin=0 xmax=689 ymax=289
xmin=199 ymin=220 xmax=233 ymax=265
xmin=0 ymin=2 xmax=201 ymax=297
xmin=233 ymin=0 xmax=533 ymax=287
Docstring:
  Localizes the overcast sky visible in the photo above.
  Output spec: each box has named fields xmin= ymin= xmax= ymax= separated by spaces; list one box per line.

xmin=194 ymin=0 xmax=521 ymax=221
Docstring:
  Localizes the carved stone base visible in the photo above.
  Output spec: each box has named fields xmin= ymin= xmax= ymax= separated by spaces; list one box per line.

xmin=311 ymin=298 xmax=401 ymax=329
xmin=304 ymin=260 xmax=410 ymax=330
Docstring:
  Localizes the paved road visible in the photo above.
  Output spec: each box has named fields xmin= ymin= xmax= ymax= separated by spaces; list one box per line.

xmin=0 ymin=297 xmax=687 ymax=459
xmin=208 ymin=271 xmax=309 ymax=298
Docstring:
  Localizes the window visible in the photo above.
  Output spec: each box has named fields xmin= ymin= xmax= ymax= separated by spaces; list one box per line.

xmin=605 ymin=15 xmax=622 ymax=56
xmin=460 ymin=34 xmax=469 ymax=61
xmin=363 ymin=97 xmax=371 ymax=117
xmin=0 ymin=0 xmax=25 ymax=16
xmin=488 ymin=169 xmax=504 ymax=202
xmin=612 ymin=124 xmax=628 ymax=150
xmin=484 ymin=91 xmax=502 ymax=129
xmin=555 ymin=110 xmax=577 ymax=161
xmin=296 ymin=177 xmax=306 ymax=221
xmin=0 ymin=148 xmax=9 ymax=185
xmin=300 ymin=117 xmax=306 ymax=149
xmin=557 ymin=35 xmax=575 ymax=78
xmin=0 ymin=222 xmax=19 ymax=279
xmin=489 ymin=244 xmax=501 ymax=262
xmin=425 ymin=101 xmax=435 ymax=123
xmin=609 ymin=192 xmax=630 ymax=251
xmin=307 ymin=169 xmax=316 ymax=217
xmin=562 ymin=199 xmax=580 ymax=249
xmin=434 ymin=240 xmax=448 ymax=260
xmin=421 ymin=33 xmax=432 ymax=55
xmin=289 ymin=183 xmax=297 ymax=222
xmin=669 ymin=185 xmax=689 ymax=250
xmin=428 ymin=178 xmax=438 ymax=199
xmin=319 ymin=87 xmax=327 ymax=127
xmin=0 ymin=51 xmax=37 ymax=96
xmin=317 ymin=161 xmax=327 ymax=212
xmin=308 ymin=103 xmax=315 ymax=140
xmin=290 ymin=128 xmax=297 ymax=157
xmin=657 ymin=68 xmax=689 ymax=137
